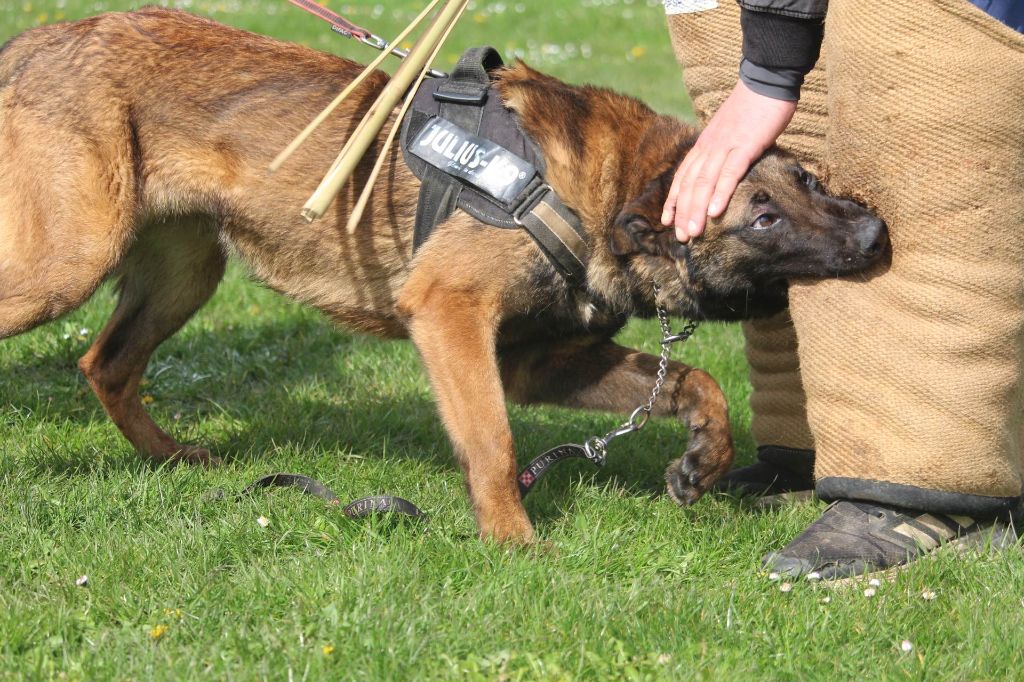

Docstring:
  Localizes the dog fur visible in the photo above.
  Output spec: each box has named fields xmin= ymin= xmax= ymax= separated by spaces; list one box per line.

xmin=0 ymin=8 xmax=886 ymax=542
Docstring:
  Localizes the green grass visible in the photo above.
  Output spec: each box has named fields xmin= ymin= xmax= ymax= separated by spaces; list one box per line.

xmin=3 ymin=2 xmax=1024 ymax=680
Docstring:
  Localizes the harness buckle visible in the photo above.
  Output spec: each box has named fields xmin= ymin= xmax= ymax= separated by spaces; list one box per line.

xmin=433 ymin=88 xmax=489 ymax=105
xmin=512 ymin=183 xmax=552 ymax=226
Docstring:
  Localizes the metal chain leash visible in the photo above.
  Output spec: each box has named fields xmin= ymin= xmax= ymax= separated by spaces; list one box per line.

xmin=582 ymin=283 xmax=699 ymax=465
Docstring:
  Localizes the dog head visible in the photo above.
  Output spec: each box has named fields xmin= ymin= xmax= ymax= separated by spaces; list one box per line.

xmin=610 ymin=150 xmax=888 ymax=320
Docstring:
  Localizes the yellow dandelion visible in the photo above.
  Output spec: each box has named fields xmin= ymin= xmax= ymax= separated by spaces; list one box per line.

xmin=322 ymin=645 xmax=334 ymax=655
xmin=630 ymin=46 xmax=646 ymax=59
xmin=142 ymin=395 xmax=155 ymax=405
xmin=149 ymin=624 xmax=168 ymax=640
xmin=163 ymin=608 xmax=183 ymax=620
xmin=473 ymin=12 xmax=488 ymax=23
xmin=35 ymin=12 xmax=47 ymax=24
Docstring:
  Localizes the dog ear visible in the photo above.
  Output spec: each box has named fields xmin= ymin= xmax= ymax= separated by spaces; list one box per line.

xmin=610 ymin=167 xmax=689 ymax=259
xmin=609 ymin=214 xmax=646 ymax=255
xmin=610 ymin=213 xmax=687 ymax=259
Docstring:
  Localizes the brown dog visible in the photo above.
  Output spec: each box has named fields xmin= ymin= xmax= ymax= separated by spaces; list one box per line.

xmin=0 ymin=9 xmax=886 ymax=541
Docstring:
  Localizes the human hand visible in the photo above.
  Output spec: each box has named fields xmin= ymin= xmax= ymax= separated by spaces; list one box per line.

xmin=662 ymin=79 xmax=797 ymax=242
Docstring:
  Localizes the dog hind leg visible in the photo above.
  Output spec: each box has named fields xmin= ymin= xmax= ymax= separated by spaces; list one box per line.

xmin=0 ymin=192 xmax=123 ymax=340
xmin=0 ymin=94 xmax=138 ymax=339
xmin=78 ymin=218 xmax=226 ymax=465
xmin=500 ymin=338 xmax=735 ymax=504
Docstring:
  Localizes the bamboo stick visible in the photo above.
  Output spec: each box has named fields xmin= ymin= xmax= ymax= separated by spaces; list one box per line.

xmin=301 ymin=0 xmax=469 ymax=222
xmin=343 ymin=9 xmax=460 ymax=234
xmin=317 ymin=0 xmax=464 ymax=182
xmin=267 ymin=0 xmax=442 ymax=174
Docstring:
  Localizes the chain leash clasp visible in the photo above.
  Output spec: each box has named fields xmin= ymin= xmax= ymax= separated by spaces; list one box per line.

xmin=579 ymin=282 xmax=699 ymax=464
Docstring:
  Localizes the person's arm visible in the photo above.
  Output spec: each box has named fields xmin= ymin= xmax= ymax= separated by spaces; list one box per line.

xmin=662 ymin=1 xmax=827 ymax=242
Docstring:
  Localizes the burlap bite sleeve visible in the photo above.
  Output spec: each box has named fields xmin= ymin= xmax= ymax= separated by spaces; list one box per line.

xmin=666 ymin=2 xmax=824 ymax=451
xmin=788 ymin=0 xmax=1024 ymax=514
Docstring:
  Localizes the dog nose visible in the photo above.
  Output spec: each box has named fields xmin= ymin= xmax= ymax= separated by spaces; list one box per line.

xmin=857 ymin=217 xmax=888 ymax=258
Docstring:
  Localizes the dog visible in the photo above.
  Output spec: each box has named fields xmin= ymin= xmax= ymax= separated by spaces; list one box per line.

xmin=0 ymin=8 xmax=887 ymax=542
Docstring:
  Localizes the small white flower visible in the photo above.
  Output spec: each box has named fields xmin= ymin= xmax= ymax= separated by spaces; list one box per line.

xmin=806 ymin=571 xmax=822 ymax=581
xmin=62 ymin=333 xmax=71 ymax=340
xmin=779 ymin=582 xmax=793 ymax=593
xmin=78 ymin=328 xmax=89 ymax=336
xmin=868 ymin=578 xmax=882 ymax=587
xmin=75 ymin=575 xmax=88 ymax=587
xmin=922 ymin=590 xmax=937 ymax=601
xmin=256 ymin=516 xmax=270 ymax=528
xmin=820 ymin=596 xmax=832 ymax=604
xmin=768 ymin=572 xmax=781 ymax=582
xmin=900 ymin=640 xmax=913 ymax=653
xmin=864 ymin=587 xmax=877 ymax=598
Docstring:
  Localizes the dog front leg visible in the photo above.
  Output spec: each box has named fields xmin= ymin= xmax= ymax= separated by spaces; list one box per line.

xmin=404 ymin=288 xmax=533 ymax=543
xmin=500 ymin=338 xmax=734 ymax=504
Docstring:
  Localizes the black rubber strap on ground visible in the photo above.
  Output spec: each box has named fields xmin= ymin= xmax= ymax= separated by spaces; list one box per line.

xmin=517 ymin=444 xmax=600 ymax=498
xmin=343 ymin=496 xmax=427 ymax=520
xmin=237 ymin=473 xmax=426 ymax=521
xmin=241 ymin=473 xmax=342 ymax=503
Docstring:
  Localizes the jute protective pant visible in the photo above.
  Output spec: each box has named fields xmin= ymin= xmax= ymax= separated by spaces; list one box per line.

xmin=668 ymin=0 xmax=1024 ymax=515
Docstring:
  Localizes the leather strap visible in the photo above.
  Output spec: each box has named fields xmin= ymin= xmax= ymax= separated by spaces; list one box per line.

xmin=434 ymin=46 xmax=502 ymax=106
xmin=517 ymin=444 xmax=601 ymax=498
xmin=236 ymin=473 xmax=427 ymax=521
xmin=515 ymin=187 xmax=590 ymax=285
xmin=343 ymin=495 xmax=428 ymax=520
xmin=222 ymin=445 xmax=601 ymax=523
xmin=241 ymin=472 xmax=341 ymax=502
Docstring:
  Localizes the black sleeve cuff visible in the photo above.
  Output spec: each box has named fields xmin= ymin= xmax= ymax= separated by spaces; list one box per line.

xmin=739 ymin=58 xmax=805 ymax=101
xmin=737 ymin=0 xmax=828 ymax=20
xmin=740 ymin=7 xmax=824 ymax=72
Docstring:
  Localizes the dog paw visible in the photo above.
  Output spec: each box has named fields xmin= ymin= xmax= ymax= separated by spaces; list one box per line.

xmin=478 ymin=511 xmax=536 ymax=545
xmin=171 ymin=445 xmax=222 ymax=468
xmin=664 ymin=438 xmax=733 ymax=507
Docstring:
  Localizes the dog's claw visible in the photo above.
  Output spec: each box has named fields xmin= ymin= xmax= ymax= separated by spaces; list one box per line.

xmin=664 ymin=428 xmax=733 ymax=507
xmin=170 ymin=445 xmax=220 ymax=468
xmin=666 ymin=465 xmax=703 ymax=506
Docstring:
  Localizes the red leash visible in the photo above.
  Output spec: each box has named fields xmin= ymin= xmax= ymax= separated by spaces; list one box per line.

xmin=285 ymin=0 xmax=376 ymax=43
xmin=284 ymin=0 xmax=447 ymax=77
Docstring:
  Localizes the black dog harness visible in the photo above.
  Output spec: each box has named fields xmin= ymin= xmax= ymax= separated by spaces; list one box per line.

xmin=401 ymin=47 xmax=590 ymax=285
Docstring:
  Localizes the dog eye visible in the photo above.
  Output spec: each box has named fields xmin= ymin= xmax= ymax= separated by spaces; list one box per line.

xmin=750 ymin=214 xmax=780 ymax=230
xmin=800 ymin=171 xmax=820 ymax=191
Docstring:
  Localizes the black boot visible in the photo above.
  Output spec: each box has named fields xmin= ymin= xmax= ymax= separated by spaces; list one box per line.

xmin=714 ymin=445 xmax=815 ymax=496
